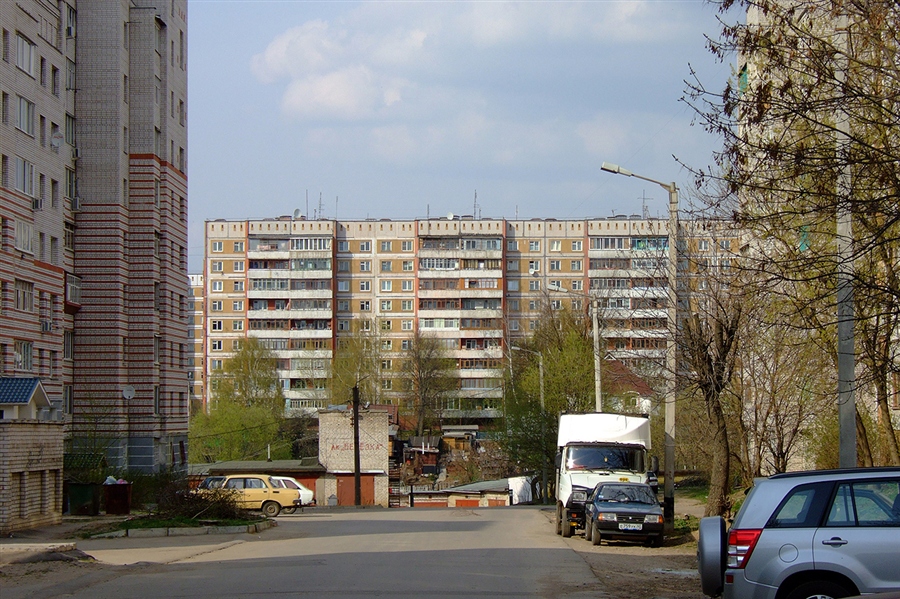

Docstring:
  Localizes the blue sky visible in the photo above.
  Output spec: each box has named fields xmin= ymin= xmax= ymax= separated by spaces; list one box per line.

xmin=187 ymin=0 xmax=732 ymax=270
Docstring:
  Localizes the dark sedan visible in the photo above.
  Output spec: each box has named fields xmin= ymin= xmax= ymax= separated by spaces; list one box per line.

xmin=584 ymin=482 xmax=664 ymax=547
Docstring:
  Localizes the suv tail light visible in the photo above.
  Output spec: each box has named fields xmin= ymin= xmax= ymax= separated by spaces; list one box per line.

xmin=727 ymin=529 xmax=762 ymax=569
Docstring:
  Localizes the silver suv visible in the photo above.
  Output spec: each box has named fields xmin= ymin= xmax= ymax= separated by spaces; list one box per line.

xmin=698 ymin=467 xmax=900 ymax=599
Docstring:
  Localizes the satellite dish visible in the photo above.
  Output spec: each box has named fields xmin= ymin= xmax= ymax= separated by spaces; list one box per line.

xmin=292 ymin=208 xmax=302 ymax=219
xmin=122 ymin=385 xmax=135 ymax=400
xmin=528 ymin=268 xmax=536 ymax=276
xmin=447 ymin=212 xmax=454 ymax=220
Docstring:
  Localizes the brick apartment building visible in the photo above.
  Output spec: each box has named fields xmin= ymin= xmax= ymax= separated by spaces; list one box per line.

xmin=0 ymin=0 xmax=189 ymax=472
xmin=194 ymin=215 xmax=742 ymax=423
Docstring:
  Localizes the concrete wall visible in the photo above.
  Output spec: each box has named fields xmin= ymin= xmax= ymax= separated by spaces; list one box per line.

xmin=0 ymin=420 xmax=64 ymax=534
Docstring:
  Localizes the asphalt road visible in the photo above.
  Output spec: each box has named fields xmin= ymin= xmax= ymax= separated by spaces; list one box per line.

xmin=4 ymin=506 xmax=618 ymax=599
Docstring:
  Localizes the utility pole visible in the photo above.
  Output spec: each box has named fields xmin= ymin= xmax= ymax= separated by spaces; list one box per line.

xmin=352 ymin=384 xmax=361 ymax=506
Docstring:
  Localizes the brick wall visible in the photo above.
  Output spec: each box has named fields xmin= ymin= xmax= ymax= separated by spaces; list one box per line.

xmin=0 ymin=420 xmax=64 ymax=534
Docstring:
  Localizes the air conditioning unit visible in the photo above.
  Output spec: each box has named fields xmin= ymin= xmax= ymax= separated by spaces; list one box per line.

xmin=33 ymin=197 xmax=43 ymax=210
xmin=65 ymin=26 xmax=75 ymax=38
xmin=72 ymin=196 xmax=82 ymax=210
xmin=72 ymin=147 xmax=81 ymax=160
xmin=40 ymin=320 xmax=53 ymax=332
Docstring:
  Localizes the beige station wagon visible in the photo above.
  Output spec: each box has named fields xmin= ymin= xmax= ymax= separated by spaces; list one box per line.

xmin=216 ymin=474 xmax=301 ymax=518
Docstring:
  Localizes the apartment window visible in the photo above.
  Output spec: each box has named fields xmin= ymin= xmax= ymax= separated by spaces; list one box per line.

xmin=211 ymin=320 xmax=223 ymax=331
xmin=508 ymin=299 xmax=520 ymax=311
xmin=529 ymin=320 xmax=539 ymax=331
xmin=509 ymin=320 xmax=520 ymax=331
xmin=337 ymin=300 xmax=350 ymax=311
xmin=338 ymin=320 xmax=350 ymax=331
xmin=381 ymin=300 xmax=392 ymax=311
xmin=233 ymin=280 xmax=244 ymax=292
xmin=211 ymin=359 xmax=223 ymax=371
xmin=211 ymin=301 xmax=223 ymax=311
xmin=381 ymin=320 xmax=392 ymax=331
xmin=15 ymin=340 xmax=33 ymax=370
xmin=16 ymin=35 xmax=35 ymax=76
xmin=507 ymin=240 xmax=518 ymax=251
xmin=401 ymin=339 xmax=411 ymax=350
xmin=64 ymin=222 xmax=75 ymax=249
xmin=359 ymin=280 xmax=371 ymax=292
xmin=211 ymin=280 xmax=223 ymax=292
xmin=232 ymin=300 xmax=244 ymax=311
xmin=529 ymin=280 xmax=541 ymax=291
xmin=549 ymin=260 xmax=561 ymax=271
xmin=550 ymin=300 xmax=562 ymax=310
xmin=211 ymin=241 xmax=223 ymax=252
xmin=211 ymin=261 xmax=223 ymax=272
xmin=402 ymin=260 xmax=413 ymax=271
xmin=550 ymin=240 xmax=561 ymax=251
xmin=233 ymin=241 xmax=244 ymax=252
xmin=360 ymin=320 xmax=372 ymax=331
xmin=528 ymin=260 xmax=540 ymax=272
xmin=508 ymin=280 xmax=519 ymax=291
xmin=233 ymin=261 xmax=245 ymax=272
xmin=15 ymin=280 xmax=34 ymax=311
xmin=507 ymin=260 xmax=519 ymax=272
xmin=529 ymin=300 xmax=540 ymax=311
xmin=572 ymin=299 xmax=583 ymax=310
xmin=401 ymin=320 xmax=413 ymax=331
xmin=571 ymin=280 xmax=583 ymax=291
xmin=66 ymin=59 xmax=75 ymax=90
xmin=338 ymin=241 xmax=349 ymax=252
xmin=359 ymin=261 xmax=371 ymax=272
xmin=359 ymin=241 xmax=371 ymax=252
xmin=571 ymin=260 xmax=582 ymax=271
xmin=211 ymin=340 xmax=223 ymax=351
xmin=232 ymin=320 xmax=244 ymax=331
xmin=380 ymin=241 xmax=392 ymax=252
xmin=16 ymin=97 xmax=34 ymax=135
xmin=401 ymin=300 xmax=413 ymax=311
xmin=338 ymin=280 xmax=350 ymax=292
xmin=381 ymin=260 xmax=392 ymax=272
xmin=719 ymin=239 xmax=731 ymax=251
xmin=401 ymin=280 xmax=413 ymax=291
xmin=14 ymin=220 xmax=33 ymax=253
xmin=698 ymin=240 xmax=709 ymax=251
xmin=381 ymin=280 xmax=392 ymax=292
xmin=15 ymin=157 xmax=34 ymax=195
xmin=401 ymin=240 xmax=413 ymax=251
xmin=360 ymin=300 xmax=370 ymax=311
xmin=337 ymin=260 xmax=350 ymax=272
xmin=63 ymin=331 xmax=74 ymax=360
xmin=529 ymin=241 xmax=540 ymax=251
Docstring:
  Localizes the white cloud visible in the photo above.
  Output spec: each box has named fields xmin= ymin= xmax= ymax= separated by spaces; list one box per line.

xmin=576 ymin=114 xmax=633 ymax=159
xmin=281 ymin=66 xmax=381 ymax=121
xmin=250 ymin=20 xmax=343 ymax=83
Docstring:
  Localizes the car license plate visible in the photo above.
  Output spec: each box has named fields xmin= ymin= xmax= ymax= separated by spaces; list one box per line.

xmin=619 ymin=523 xmax=642 ymax=531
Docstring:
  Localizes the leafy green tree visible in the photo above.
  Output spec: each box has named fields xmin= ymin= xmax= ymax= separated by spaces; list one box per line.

xmin=331 ymin=321 xmax=383 ymax=407
xmin=189 ymin=338 xmax=290 ymax=462
xmin=401 ymin=329 xmax=456 ymax=437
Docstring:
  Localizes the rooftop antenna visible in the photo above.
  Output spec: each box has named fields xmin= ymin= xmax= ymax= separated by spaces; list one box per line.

xmin=305 ymin=190 xmax=309 ymax=221
xmin=318 ymin=193 xmax=324 ymax=220
xmin=335 ymin=196 xmax=338 ymax=221
xmin=516 ymin=205 xmax=519 ymax=220
xmin=473 ymin=190 xmax=480 ymax=219
xmin=427 ymin=204 xmax=430 ymax=219
xmin=640 ymin=191 xmax=652 ymax=219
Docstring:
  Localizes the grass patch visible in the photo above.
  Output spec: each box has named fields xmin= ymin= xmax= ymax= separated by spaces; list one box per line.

xmin=674 ymin=514 xmax=700 ymax=535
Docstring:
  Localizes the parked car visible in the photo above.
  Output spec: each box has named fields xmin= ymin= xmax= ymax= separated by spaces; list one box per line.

xmin=208 ymin=474 xmax=301 ymax=517
xmin=197 ymin=476 xmax=225 ymax=490
xmin=270 ymin=475 xmax=315 ymax=511
xmin=583 ymin=482 xmax=664 ymax=547
xmin=698 ymin=467 xmax=900 ymax=599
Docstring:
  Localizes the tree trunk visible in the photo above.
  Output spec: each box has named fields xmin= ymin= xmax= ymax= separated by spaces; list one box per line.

xmin=856 ymin=409 xmax=873 ymax=467
xmin=705 ymin=395 xmax=731 ymax=517
xmin=875 ymin=374 xmax=900 ymax=465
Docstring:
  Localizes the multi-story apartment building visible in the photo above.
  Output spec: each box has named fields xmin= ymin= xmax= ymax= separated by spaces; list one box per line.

xmin=188 ymin=274 xmax=204 ymax=412
xmin=197 ymin=215 xmax=738 ymax=425
xmin=0 ymin=0 xmax=189 ymax=472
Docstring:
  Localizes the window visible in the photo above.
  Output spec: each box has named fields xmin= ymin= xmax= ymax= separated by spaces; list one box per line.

xmin=359 ymin=241 xmax=371 ymax=252
xmin=529 ymin=300 xmax=541 ymax=311
xmin=360 ymin=261 xmax=371 ymax=272
xmin=16 ymin=97 xmax=34 ymax=135
xmin=211 ymin=241 xmax=223 ymax=252
xmin=571 ymin=280 xmax=583 ymax=291
xmin=382 ymin=379 xmax=393 ymax=390
xmin=381 ymin=280 xmax=392 ymax=292
xmin=64 ymin=331 xmax=74 ymax=360
xmin=338 ymin=319 xmax=350 ymax=331
xmin=233 ymin=241 xmax=244 ymax=252
xmin=381 ymin=320 xmax=392 ymax=331
xmin=338 ymin=280 xmax=350 ymax=292
xmin=233 ymin=280 xmax=244 ymax=292
xmin=380 ymin=241 xmax=392 ymax=252
xmin=232 ymin=320 xmax=244 ymax=331
xmin=508 ymin=299 xmax=519 ymax=311
xmin=233 ymin=261 xmax=245 ymax=272
xmin=719 ymin=239 xmax=731 ymax=251
xmin=529 ymin=241 xmax=540 ymax=251
xmin=15 ymin=157 xmax=34 ymax=196
xmin=381 ymin=300 xmax=392 ymax=311
xmin=359 ymin=280 xmax=371 ymax=292
xmin=401 ymin=240 xmax=413 ymax=251
xmin=402 ymin=260 xmax=413 ymax=271
xmin=65 ymin=168 xmax=76 ymax=198
xmin=211 ymin=320 xmax=223 ymax=331
xmin=508 ymin=280 xmax=519 ymax=291
xmin=211 ymin=261 xmax=223 ymax=272
xmin=572 ymin=240 xmax=582 ymax=251
xmin=381 ymin=260 xmax=392 ymax=272
xmin=15 ymin=280 xmax=34 ymax=311
xmin=401 ymin=320 xmax=413 ymax=331
xmin=550 ymin=240 xmax=561 ymax=251
xmin=529 ymin=280 xmax=541 ymax=291
xmin=337 ymin=260 xmax=350 ymax=272
xmin=14 ymin=220 xmax=33 ymax=253
xmin=571 ymin=260 xmax=582 ymax=271
xmin=16 ymin=35 xmax=35 ymax=76
xmin=381 ymin=359 xmax=392 ymax=370
xmin=65 ymin=113 xmax=75 ymax=145
xmin=66 ymin=59 xmax=75 ymax=91
xmin=549 ymin=260 xmax=561 ymax=271
xmin=507 ymin=260 xmax=519 ymax=272
xmin=401 ymin=339 xmax=412 ymax=350
xmin=699 ymin=240 xmax=709 ymax=251
xmin=528 ymin=260 xmax=540 ymax=272
xmin=15 ymin=340 xmax=33 ymax=370
xmin=507 ymin=240 xmax=518 ymax=251
xmin=401 ymin=300 xmax=413 ymax=311
xmin=337 ymin=300 xmax=350 ymax=311
xmin=550 ymin=300 xmax=562 ymax=310
xmin=211 ymin=340 xmax=223 ymax=351
xmin=360 ymin=300 xmax=370 ymax=311
xmin=401 ymin=280 xmax=413 ymax=291
xmin=211 ymin=359 xmax=223 ymax=371
xmin=208 ymin=280 xmax=222 ymax=292
xmin=211 ymin=301 xmax=223 ymax=311
xmin=338 ymin=241 xmax=349 ymax=252
xmin=360 ymin=320 xmax=372 ymax=331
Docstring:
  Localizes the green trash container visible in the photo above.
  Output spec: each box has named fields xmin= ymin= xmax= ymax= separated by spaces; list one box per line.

xmin=68 ymin=483 xmax=101 ymax=516
xmin=105 ymin=483 xmax=132 ymax=515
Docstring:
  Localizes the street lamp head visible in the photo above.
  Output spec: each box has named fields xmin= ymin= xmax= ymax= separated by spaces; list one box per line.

xmin=601 ymin=162 xmax=632 ymax=177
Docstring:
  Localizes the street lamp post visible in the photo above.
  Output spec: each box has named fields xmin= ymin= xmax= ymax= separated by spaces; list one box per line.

xmin=511 ymin=345 xmax=548 ymax=505
xmin=600 ymin=162 xmax=678 ymax=533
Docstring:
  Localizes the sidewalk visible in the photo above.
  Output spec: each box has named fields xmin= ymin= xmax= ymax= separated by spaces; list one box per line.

xmin=0 ymin=515 xmax=126 ymax=565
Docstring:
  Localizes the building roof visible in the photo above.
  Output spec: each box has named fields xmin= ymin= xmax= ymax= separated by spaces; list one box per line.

xmin=602 ymin=360 xmax=656 ymax=398
xmin=190 ymin=457 xmax=325 ymax=476
xmin=0 ymin=377 xmax=50 ymax=406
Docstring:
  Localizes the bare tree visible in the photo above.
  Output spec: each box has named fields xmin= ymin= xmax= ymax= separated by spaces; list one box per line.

xmin=402 ymin=329 xmax=456 ymax=437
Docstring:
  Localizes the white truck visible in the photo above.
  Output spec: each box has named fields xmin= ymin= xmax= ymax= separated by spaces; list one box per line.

xmin=554 ymin=412 xmax=656 ymax=537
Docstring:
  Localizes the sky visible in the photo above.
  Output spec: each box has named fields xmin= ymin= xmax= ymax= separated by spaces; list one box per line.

xmin=187 ymin=0 xmax=734 ymax=271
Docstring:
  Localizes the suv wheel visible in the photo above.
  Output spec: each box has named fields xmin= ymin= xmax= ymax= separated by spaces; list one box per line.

xmin=783 ymin=580 xmax=853 ymax=599
xmin=698 ymin=516 xmax=727 ymax=597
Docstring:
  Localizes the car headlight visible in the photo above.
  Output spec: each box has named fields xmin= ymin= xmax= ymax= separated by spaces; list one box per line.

xmin=644 ymin=514 xmax=663 ymax=524
xmin=598 ymin=512 xmax=618 ymax=522
xmin=571 ymin=490 xmax=588 ymax=502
